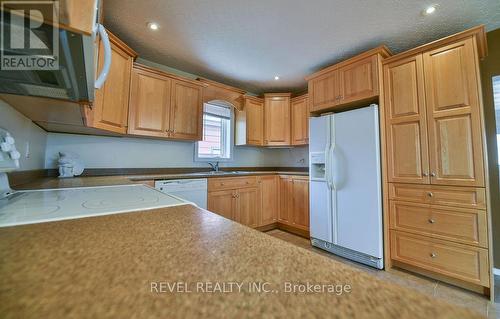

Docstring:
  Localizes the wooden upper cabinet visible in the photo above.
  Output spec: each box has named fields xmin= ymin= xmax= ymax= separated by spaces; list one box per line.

xmin=384 ymin=55 xmax=430 ymax=184
xmin=308 ymin=70 xmax=340 ymax=112
xmin=246 ymin=97 xmax=264 ymax=145
xmin=264 ymin=93 xmax=291 ymax=146
xmin=90 ymin=32 xmax=137 ymax=134
xmin=306 ymin=46 xmax=391 ymax=113
xmin=127 ymin=64 xmax=204 ymax=141
xmin=423 ymin=38 xmax=484 ymax=187
xmin=259 ymin=176 xmax=279 ymax=226
xmin=170 ymin=80 xmax=203 ymax=140
xmin=128 ymin=67 xmax=171 ymax=137
xmin=208 ymin=190 xmax=236 ymax=220
xmin=291 ymin=94 xmax=309 ymax=145
xmin=339 ymin=55 xmax=379 ymax=104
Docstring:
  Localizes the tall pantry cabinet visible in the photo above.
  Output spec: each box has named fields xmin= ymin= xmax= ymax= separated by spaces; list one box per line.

xmin=383 ymin=26 xmax=493 ymax=296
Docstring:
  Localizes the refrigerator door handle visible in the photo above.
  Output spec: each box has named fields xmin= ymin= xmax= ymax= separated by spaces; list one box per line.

xmin=324 ymin=143 xmax=332 ymax=189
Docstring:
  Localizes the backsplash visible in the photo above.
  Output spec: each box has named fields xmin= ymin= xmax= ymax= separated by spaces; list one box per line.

xmin=45 ymin=133 xmax=309 ymax=169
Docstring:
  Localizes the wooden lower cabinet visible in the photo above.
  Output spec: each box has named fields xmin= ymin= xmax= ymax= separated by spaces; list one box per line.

xmin=207 ymin=190 xmax=236 ymax=220
xmin=390 ymin=231 xmax=489 ymax=287
xmin=259 ymin=176 xmax=279 ymax=225
xmin=234 ymin=187 xmax=260 ymax=228
xmin=279 ymin=176 xmax=309 ymax=231
xmin=207 ymin=175 xmax=309 ymax=233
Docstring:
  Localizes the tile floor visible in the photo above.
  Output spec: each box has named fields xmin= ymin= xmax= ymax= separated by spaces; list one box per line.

xmin=265 ymin=229 xmax=500 ymax=318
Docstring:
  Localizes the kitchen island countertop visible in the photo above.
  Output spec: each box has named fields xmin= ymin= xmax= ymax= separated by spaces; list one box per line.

xmin=0 ymin=204 xmax=481 ymax=318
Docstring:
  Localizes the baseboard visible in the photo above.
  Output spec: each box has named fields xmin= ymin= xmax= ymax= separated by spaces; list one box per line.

xmin=494 ymin=268 xmax=500 ymax=276
xmin=277 ymin=223 xmax=310 ymax=239
xmin=255 ymin=223 xmax=278 ymax=232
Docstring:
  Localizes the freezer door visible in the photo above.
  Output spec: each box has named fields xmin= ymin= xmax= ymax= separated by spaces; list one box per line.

xmin=332 ymin=105 xmax=383 ymax=258
xmin=309 ymin=116 xmax=331 ymax=153
xmin=309 ymin=180 xmax=333 ymax=243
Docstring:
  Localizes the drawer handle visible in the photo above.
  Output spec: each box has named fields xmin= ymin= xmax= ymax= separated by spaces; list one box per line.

xmin=427 ymin=192 xmax=433 ymax=198
xmin=430 ymin=252 xmax=437 ymax=258
xmin=428 ymin=218 xmax=435 ymax=224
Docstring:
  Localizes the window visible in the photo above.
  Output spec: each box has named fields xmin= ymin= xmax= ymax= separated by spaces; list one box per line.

xmin=494 ymin=76 xmax=500 ymax=165
xmin=195 ymin=102 xmax=233 ymax=161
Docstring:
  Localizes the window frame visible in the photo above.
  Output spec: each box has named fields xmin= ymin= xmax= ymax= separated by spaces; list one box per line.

xmin=194 ymin=102 xmax=234 ymax=163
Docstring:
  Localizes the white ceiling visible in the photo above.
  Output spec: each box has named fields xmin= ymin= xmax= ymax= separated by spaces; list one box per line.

xmin=104 ymin=0 xmax=500 ymax=94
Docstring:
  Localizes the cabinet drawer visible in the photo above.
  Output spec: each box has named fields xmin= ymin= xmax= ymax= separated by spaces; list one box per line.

xmin=208 ymin=177 xmax=257 ymax=191
xmin=389 ymin=183 xmax=486 ymax=209
xmin=389 ymin=202 xmax=488 ymax=247
xmin=390 ymin=231 xmax=489 ymax=287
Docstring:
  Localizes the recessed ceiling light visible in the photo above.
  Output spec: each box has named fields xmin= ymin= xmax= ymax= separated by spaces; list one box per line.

xmin=148 ymin=22 xmax=159 ymax=30
xmin=423 ymin=5 xmax=437 ymax=15
xmin=274 ymin=76 xmax=280 ymax=80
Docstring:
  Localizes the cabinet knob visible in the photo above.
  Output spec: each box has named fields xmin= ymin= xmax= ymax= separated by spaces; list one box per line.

xmin=428 ymin=218 xmax=435 ymax=224
xmin=430 ymin=172 xmax=436 ymax=177
xmin=427 ymin=192 xmax=433 ymax=198
xmin=423 ymin=172 xmax=429 ymax=177
xmin=430 ymin=252 xmax=437 ymax=258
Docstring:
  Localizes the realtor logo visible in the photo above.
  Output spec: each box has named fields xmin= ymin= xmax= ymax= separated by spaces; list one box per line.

xmin=1 ymin=0 xmax=59 ymax=70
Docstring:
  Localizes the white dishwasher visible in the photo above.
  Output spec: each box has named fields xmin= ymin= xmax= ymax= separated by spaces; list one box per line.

xmin=155 ymin=179 xmax=208 ymax=209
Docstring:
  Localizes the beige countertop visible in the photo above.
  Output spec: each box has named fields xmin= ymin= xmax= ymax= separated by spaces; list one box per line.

xmin=13 ymin=171 xmax=309 ymax=190
xmin=0 ymin=205 xmax=481 ymax=318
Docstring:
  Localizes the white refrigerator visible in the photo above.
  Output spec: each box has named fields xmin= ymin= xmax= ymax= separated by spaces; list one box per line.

xmin=309 ymin=104 xmax=384 ymax=269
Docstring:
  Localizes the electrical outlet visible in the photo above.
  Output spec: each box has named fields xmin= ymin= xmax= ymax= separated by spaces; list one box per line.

xmin=25 ymin=142 xmax=30 ymax=159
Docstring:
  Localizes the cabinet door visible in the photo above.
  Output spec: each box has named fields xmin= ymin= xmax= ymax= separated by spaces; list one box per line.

xmin=264 ymin=96 xmax=291 ymax=146
xmin=384 ymin=55 xmax=430 ymax=184
xmin=292 ymin=178 xmax=309 ymax=230
xmin=259 ymin=176 xmax=279 ymax=226
xmin=339 ymin=55 xmax=379 ymax=104
xmin=235 ymin=188 xmax=260 ymax=228
xmin=423 ymin=39 xmax=484 ymax=187
xmin=128 ymin=68 xmax=171 ymax=138
xmin=278 ymin=176 xmax=292 ymax=223
xmin=92 ymin=38 xmax=133 ymax=133
xmin=308 ymin=70 xmax=340 ymax=112
xmin=291 ymin=96 xmax=309 ymax=145
xmin=170 ymin=80 xmax=203 ymax=140
xmin=208 ymin=190 xmax=236 ymax=220
xmin=246 ymin=99 xmax=264 ymax=145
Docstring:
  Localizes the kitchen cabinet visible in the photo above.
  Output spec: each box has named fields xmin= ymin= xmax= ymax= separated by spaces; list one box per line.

xmin=259 ymin=176 xmax=279 ymax=226
xmin=207 ymin=190 xmax=235 ymax=220
xmin=306 ymin=46 xmax=391 ymax=113
xmin=308 ymin=71 xmax=340 ymax=112
xmin=423 ymin=39 xmax=484 ymax=187
xmin=235 ymin=187 xmax=260 ymax=228
xmin=87 ymin=31 xmax=137 ymax=134
xmin=383 ymin=26 xmax=491 ymax=295
xmin=291 ymin=94 xmax=309 ymax=145
xmin=384 ymin=38 xmax=484 ymax=188
xmin=127 ymin=64 xmax=205 ymax=141
xmin=338 ymin=55 xmax=379 ymax=105
xmin=208 ymin=177 xmax=261 ymax=227
xmin=235 ymin=96 xmax=264 ymax=146
xmin=384 ymin=55 xmax=429 ymax=184
xmin=279 ymin=175 xmax=309 ymax=232
xmin=170 ymin=80 xmax=203 ymax=140
xmin=128 ymin=67 xmax=172 ymax=137
xmin=264 ymin=93 xmax=291 ymax=146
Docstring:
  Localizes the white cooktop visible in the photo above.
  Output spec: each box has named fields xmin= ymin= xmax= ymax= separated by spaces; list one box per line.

xmin=0 ymin=185 xmax=190 ymax=227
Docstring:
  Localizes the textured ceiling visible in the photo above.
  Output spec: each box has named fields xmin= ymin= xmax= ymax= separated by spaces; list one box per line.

xmin=104 ymin=0 xmax=500 ymax=94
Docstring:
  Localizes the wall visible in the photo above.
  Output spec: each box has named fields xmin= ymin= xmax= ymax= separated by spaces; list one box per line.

xmin=0 ymin=100 xmax=47 ymax=170
xmin=479 ymin=28 xmax=500 ymax=268
xmin=44 ymin=133 xmax=308 ymax=169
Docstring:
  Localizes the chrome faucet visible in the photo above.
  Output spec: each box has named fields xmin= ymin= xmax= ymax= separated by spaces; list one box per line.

xmin=208 ymin=162 xmax=220 ymax=172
